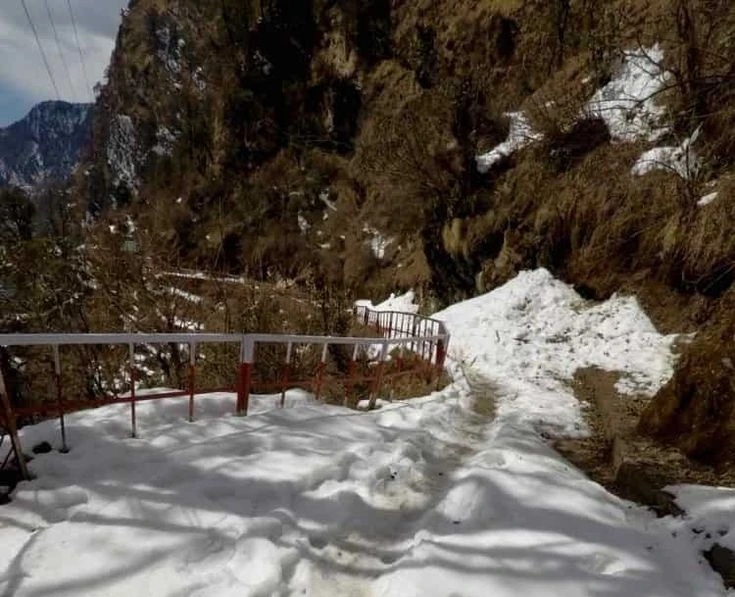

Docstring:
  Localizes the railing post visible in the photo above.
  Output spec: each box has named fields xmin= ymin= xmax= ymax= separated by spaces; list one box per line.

xmin=435 ymin=336 xmax=448 ymax=389
xmin=395 ymin=346 xmax=404 ymax=375
xmin=388 ymin=312 xmax=394 ymax=338
xmin=53 ymin=345 xmax=68 ymax=452
xmin=0 ymin=366 xmax=29 ymax=480
xmin=368 ymin=340 xmax=389 ymax=410
xmin=237 ymin=336 xmax=254 ymax=415
xmin=344 ymin=343 xmax=359 ymax=407
xmin=187 ymin=342 xmax=196 ymax=422
xmin=280 ymin=342 xmax=292 ymax=408
xmin=314 ymin=343 xmax=328 ymax=401
xmin=129 ymin=343 xmax=137 ymax=438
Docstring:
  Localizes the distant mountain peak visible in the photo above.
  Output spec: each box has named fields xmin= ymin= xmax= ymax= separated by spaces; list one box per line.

xmin=0 ymin=100 xmax=93 ymax=190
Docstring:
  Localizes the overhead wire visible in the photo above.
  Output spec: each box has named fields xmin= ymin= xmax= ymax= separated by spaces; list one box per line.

xmin=19 ymin=0 xmax=61 ymax=100
xmin=44 ymin=0 xmax=77 ymax=99
xmin=65 ymin=0 xmax=93 ymax=100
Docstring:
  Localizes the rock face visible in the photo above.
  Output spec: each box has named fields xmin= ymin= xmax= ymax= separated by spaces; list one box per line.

xmin=0 ymin=101 xmax=93 ymax=189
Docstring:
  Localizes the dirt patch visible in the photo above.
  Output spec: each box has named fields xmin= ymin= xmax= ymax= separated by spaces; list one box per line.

xmin=555 ymin=367 xmax=735 ymax=516
xmin=460 ymin=365 xmax=498 ymax=419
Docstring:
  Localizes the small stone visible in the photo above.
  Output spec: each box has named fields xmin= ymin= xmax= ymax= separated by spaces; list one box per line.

xmin=32 ymin=442 xmax=52 ymax=455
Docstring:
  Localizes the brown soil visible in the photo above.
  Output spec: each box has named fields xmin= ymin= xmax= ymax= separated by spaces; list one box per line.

xmin=555 ymin=367 xmax=735 ymax=515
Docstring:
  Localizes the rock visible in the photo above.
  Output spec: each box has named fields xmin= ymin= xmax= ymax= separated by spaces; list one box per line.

xmin=704 ymin=544 xmax=735 ymax=589
xmin=32 ymin=441 xmax=53 ymax=455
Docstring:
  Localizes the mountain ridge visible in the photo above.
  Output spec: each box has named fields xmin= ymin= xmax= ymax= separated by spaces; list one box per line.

xmin=0 ymin=100 xmax=93 ymax=190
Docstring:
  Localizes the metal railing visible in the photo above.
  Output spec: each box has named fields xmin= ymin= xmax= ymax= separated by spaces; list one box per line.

xmin=0 ymin=305 xmax=450 ymax=455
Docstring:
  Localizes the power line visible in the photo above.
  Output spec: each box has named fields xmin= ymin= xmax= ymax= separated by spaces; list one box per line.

xmin=20 ymin=0 xmax=61 ymax=100
xmin=44 ymin=0 xmax=76 ymax=99
xmin=65 ymin=0 xmax=93 ymax=101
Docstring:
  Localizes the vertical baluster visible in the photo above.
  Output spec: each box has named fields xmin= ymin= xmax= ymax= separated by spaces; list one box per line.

xmin=188 ymin=342 xmax=196 ymax=422
xmin=129 ymin=343 xmax=137 ymax=438
xmin=281 ymin=342 xmax=292 ymax=408
xmin=53 ymin=345 xmax=68 ymax=452
xmin=315 ymin=343 xmax=328 ymax=401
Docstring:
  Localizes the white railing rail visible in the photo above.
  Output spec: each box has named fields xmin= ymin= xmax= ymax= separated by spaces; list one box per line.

xmin=0 ymin=305 xmax=450 ymax=457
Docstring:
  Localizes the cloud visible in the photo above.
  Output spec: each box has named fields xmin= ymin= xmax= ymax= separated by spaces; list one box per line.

xmin=0 ymin=0 xmax=127 ymax=124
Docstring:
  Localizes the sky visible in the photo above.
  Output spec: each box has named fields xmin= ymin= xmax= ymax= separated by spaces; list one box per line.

xmin=0 ymin=0 xmax=128 ymax=126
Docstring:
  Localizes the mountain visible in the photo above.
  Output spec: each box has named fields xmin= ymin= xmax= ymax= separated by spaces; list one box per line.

xmin=0 ymin=101 xmax=93 ymax=189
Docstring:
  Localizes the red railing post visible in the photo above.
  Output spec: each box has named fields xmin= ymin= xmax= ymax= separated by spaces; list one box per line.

xmin=236 ymin=336 xmax=254 ymax=415
xmin=344 ymin=343 xmax=358 ymax=407
xmin=280 ymin=342 xmax=292 ymax=408
xmin=314 ymin=343 xmax=328 ymax=401
xmin=435 ymin=337 xmax=448 ymax=389
xmin=53 ymin=345 xmax=68 ymax=452
xmin=368 ymin=340 xmax=389 ymax=410
xmin=0 ymin=367 xmax=29 ymax=480
xmin=129 ymin=343 xmax=137 ymax=438
xmin=187 ymin=342 xmax=196 ymax=422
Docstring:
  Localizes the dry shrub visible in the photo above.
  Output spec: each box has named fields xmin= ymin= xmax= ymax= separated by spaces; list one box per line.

xmin=524 ymin=53 xmax=598 ymax=143
xmin=674 ymin=177 xmax=734 ymax=295
xmin=392 ymin=239 xmax=432 ymax=291
xmin=639 ymin=312 xmax=735 ymax=466
xmin=354 ymin=90 xmax=460 ymax=221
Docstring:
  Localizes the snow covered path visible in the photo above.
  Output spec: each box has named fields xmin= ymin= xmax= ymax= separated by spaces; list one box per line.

xmin=0 ymin=270 xmax=729 ymax=596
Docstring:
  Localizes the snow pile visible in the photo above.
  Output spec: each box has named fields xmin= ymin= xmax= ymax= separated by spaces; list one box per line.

xmin=632 ymin=127 xmax=701 ymax=178
xmin=668 ymin=485 xmax=735 ymax=553
xmin=434 ymin=269 xmax=678 ymax=436
xmin=355 ymin=290 xmax=419 ymax=314
xmin=698 ymin=192 xmax=718 ymax=207
xmin=476 ymin=45 xmax=670 ymax=174
xmin=586 ymin=45 xmax=670 ymax=142
xmin=476 ymin=112 xmax=540 ymax=173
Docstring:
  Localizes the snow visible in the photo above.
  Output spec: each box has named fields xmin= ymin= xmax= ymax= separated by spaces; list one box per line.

xmin=586 ymin=45 xmax=670 ymax=142
xmin=167 ymin=287 xmax=203 ymax=304
xmin=152 ymin=126 xmax=179 ymax=157
xmin=297 ymin=213 xmax=310 ymax=233
xmin=668 ymin=485 xmax=735 ymax=552
xmin=433 ymin=269 xmax=679 ymax=436
xmin=355 ymin=290 xmax=419 ymax=314
xmin=632 ymin=127 xmax=701 ymax=179
xmin=477 ymin=112 xmax=540 ymax=173
xmin=173 ymin=316 xmax=202 ymax=331
xmin=0 ymin=269 xmax=728 ymax=597
xmin=698 ymin=192 xmax=718 ymax=207
xmin=107 ymin=114 xmax=139 ymax=189
xmin=319 ymin=190 xmax=337 ymax=213
xmin=363 ymin=225 xmax=393 ymax=260
xmin=161 ymin=270 xmax=246 ymax=285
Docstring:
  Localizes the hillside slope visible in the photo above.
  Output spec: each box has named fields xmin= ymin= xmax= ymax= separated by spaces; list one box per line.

xmin=74 ymin=0 xmax=735 ymax=463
